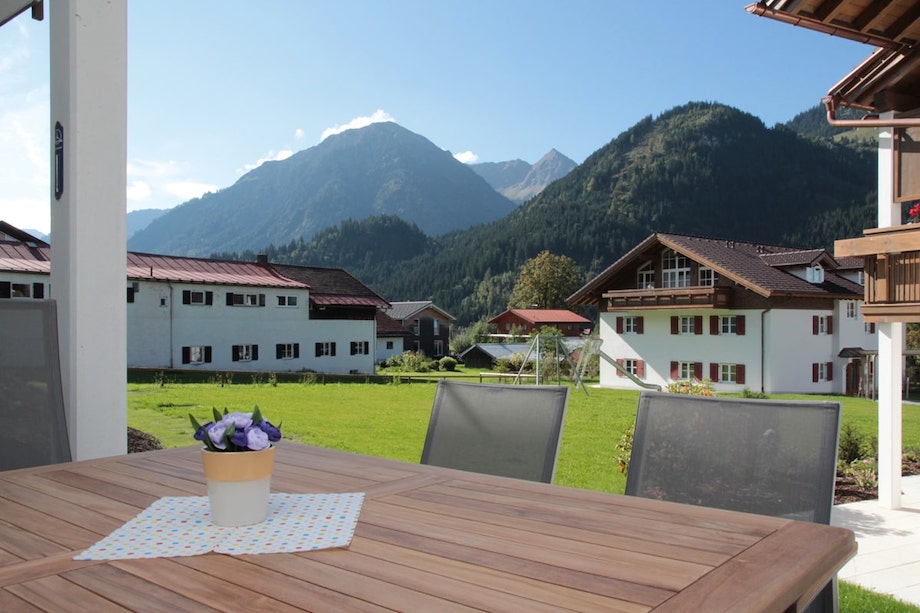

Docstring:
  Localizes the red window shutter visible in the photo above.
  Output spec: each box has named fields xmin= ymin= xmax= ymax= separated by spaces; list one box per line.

xmin=637 ymin=360 xmax=645 ymax=377
xmin=736 ymin=315 xmax=745 ymax=335
xmin=827 ymin=362 xmax=833 ymax=381
xmin=694 ymin=316 xmax=703 ymax=335
xmin=827 ymin=316 xmax=833 ymax=335
xmin=694 ymin=362 xmax=703 ymax=380
xmin=710 ymin=363 xmax=719 ymax=381
xmin=736 ymin=364 xmax=745 ymax=384
xmin=710 ymin=316 xmax=719 ymax=335
xmin=812 ymin=363 xmax=819 ymax=382
xmin=616 ymin=358 xmax=624 ymax=377
xmin=812 ymin=316 xmax=819 ymax=335
xmin=670 ymin=316 xmax=679 ymax=335
xmin=870 ymin=323 xmax=876 ymax=333
xmin=670 ymin=361 xmax=678 ymax=379
xmin=636 ymin=317 xmax=644 ymax=334
xmin=616 ymin=317 xmax=624 ymax=334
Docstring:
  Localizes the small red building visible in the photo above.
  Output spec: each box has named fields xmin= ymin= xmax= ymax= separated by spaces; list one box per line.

xmin=489 ymin=308 xmax=591 ymax=337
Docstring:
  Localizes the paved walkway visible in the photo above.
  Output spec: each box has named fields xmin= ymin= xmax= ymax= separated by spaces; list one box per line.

xmin=831 ymin=474 xmax=920 ymax=608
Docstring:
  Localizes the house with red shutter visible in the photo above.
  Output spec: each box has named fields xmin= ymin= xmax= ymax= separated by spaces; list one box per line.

xmin=568 ymin=233 xmax=876 ymax=394
xmin=488 ymin=308 xmax=591 ymax=338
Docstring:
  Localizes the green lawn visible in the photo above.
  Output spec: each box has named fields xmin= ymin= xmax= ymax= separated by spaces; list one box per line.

xmin=128 ymin=379 xmax=920 ymax=613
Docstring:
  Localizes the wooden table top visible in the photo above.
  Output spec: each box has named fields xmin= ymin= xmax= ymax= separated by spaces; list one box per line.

xmin=0 ymin=442 xmax=856 ymax=612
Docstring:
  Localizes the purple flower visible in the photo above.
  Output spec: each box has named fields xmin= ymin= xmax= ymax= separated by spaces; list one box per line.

xmin=224 ymin=412 xmax=253 ymax=430
xmin=259 ymin=420 xmax=282 ymax=442
xmin=244 ymin=427 xmax=270 ymax=451
xmin=206 ymin=422 xmax=229 ymax=450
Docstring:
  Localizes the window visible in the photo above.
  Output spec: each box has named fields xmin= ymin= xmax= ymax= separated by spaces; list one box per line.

xmin=277 ymin=295 xmax=298 ymax=307
xmin=433 ymin=319 xmax=440 ymax=335
xmin=710 ymin=362 xmax=745 ymax=384
xmin=623 ymin=316 xmax=642 ymax=333
xmin=699 ymin=267 xmax=715 ymax=287
xmin=232 ymin=344 xmax=258 ymax=362
xmin=813 ymin=362 xmax=833 ymax=382
xmin=845 ymin=301 xmax=858 ymax=319
xmin=315 ymin=342 xmax=336 ymax=357
xmin=671 ymin=315 xmax=702 ymax=335
xmin=276 ymin=343 xmax=299 ymax=359
xmin=160 ymin=297 xmax=168 ymax=307
xmin=661 ymin=249 xmax=690 ymax=288
xmin=806 ymin=265 xmax=825 ymax=283
xmin=615 ymin=358 xmax=645 ymax=378
xmin=865 ymin=322 xmax=876 ymax=334
xmin=227 ymin=292 xmax=265 ymax=307
xmin=413 ymin=319 xmax=420 ymax=335
xmin=673 ymin=361 xmax=698 ymax=380
xmin=386 ymin=341 xmax=394 ymax=350
xmin=857 ymin=270 xmax=865 ymax=285
xmin=434 ymin=340 xmax=444 ymax=356
xmin=710 ymin=315 xmax=744 ymax=335
xmin=182 ymin=290 xmax=213 ymax=306
xmin=637 ymin=263 xmax=655 ymax=289
xmin=350 ymin=341 xmax=370 ymax=355
xmin=813 ymin=315 xmax=833 ymax=335
xmin=182 ymin=345 xmax=212 ymax=364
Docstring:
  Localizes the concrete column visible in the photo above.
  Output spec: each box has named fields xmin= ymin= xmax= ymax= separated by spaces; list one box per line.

xmin=876 ymin=117 xmax=903 ymax=509
xmin=50 ymin=0 xmax=127 ymax=459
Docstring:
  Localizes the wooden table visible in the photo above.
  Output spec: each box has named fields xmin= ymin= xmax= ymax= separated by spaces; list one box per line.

xmin=0 ymin=442 xmax=855 ymax=612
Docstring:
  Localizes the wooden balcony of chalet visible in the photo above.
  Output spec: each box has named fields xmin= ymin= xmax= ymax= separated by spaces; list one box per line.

xmin=835 ymin=224 xmax=920 ymax=323
xmin=602 ymin=285 xmax=733 ymax=311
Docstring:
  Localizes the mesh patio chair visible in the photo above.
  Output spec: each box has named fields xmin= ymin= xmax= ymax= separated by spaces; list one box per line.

xmin=625 ymin=391 xmax=842 ymax=613
xmin=0 ymin=300 xmax=72 ymax=470
xmin=420 ymin=380 xmax=569 ymax=483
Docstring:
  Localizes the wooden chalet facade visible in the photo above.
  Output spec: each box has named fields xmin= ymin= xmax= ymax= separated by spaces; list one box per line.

xmin=568 ymin=233 xmax=875 ymax=395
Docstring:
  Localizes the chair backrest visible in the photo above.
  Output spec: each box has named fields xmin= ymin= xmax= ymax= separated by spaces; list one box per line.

xmin=626 ymin=391 xmax=841 ymax=524
xmin=420 ymin=380 xmax=569 ymax=483
xmin=0 ymin=300 xmax=72 ymax=470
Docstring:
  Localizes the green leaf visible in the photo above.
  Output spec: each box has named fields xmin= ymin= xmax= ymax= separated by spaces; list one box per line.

xmin=252 ymin=405 xmax=263 ymax=424
xmin=212 ymin=407 xmax=223 ymax=422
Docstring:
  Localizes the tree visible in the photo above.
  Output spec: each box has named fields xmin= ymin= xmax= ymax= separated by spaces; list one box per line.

xmin=508 ymin=251 xmax=584 ymax=310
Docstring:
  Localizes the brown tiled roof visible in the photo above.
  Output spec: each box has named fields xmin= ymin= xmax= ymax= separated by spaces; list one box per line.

xmin=127 ymin=252 xmax=307 ymax=288
xmin=376 ymin=310 xmax=412 ymax=337
xmin=569 ymin=233 xmax=864 ymax=306
xmin=271 ymin=264 xmax=389 ymax=308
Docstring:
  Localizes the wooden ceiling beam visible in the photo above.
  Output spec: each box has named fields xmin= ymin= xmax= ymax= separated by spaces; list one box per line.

xmin=883 ymin=2 xmax=920 ymax=42
xmin=813 ymin=0 xmax=845 ymax=22
xmin=852 ymin=0 xmax=893 ymax=32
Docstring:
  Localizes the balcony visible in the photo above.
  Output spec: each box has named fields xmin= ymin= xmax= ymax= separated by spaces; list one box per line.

xmin=602 ymin=286 xmax=733 ymax=311
xmin=834 ymin=224 xmax=920 ymax=323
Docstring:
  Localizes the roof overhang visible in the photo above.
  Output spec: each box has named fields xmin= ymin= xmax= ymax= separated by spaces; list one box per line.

xmin=748 ymin=0 xmax=920 ymax=114
xmin=0 ymin=0 xmax=42 ymax=28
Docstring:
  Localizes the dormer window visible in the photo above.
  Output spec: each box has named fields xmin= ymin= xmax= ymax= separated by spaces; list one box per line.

xmin=806 ymin=265 xmax=824 ymax=283
xmin=637 ymin=262 xmax=654 ymax=289
xmin=699 ymin=266 xmax=715 ymax=287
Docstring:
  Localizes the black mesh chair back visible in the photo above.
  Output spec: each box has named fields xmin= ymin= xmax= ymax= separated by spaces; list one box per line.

xmin=625 ymin=391 xmax=841 ymax=612
xmin=420 ymin=380 xmax=569 ymax=483
xmin=0 ymin=300 xmax=72 ymax=470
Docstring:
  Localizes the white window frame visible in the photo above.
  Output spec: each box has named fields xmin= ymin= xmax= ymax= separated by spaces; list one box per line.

xmin=699 ymin=267 xmax=715 ymax=287
xmin=720 ymin=315 xmax=737 ymax=335
xmin=317 ymin=342 xmax=334 ymax=357
xmin=807 ymin=265 xmax=825 ymax=283
xmin=189 ymin=346 xmax=206 ymax=364
xmin=662 ymin=249 xmax=691 ymax=288
xmin=434 ymin=339 xmax=444 ymax=356
xmin=637 ymin=263 xmax=655 ymax=289
xmin=189 ymin=291 xmax=207 ymax=305
xmin=624 ymin=316 xmax=639 ymax=333
xmin=278 ymin=343 xmax=296 ymax=359
xmin=817 ymin=315 xmax=829 ymax=335
xmin=433 ymin=319 xmax=439 ymax=335
xmin=719 ymin=363 xmax=737 ymax=383
xmin=817 ymin=362 xmax=829 ymax=382
xmin=623 ymin=358 xmax=638 ymax=376
xmin=235 ymin=344 xmax=254 ymax=362
xmin=678 ymin=361 xmax=695 ymax=380
xmin=865 ymin=322 xmax=875 ymax=334
xmin=679 ymin=316 xmax=695 ymax=334
xmin=232 ymin=293 xmax=259 ymax=306
xmin=277 ymin=295 xmax=298 ymax=307
xmin=845 ymin=301 xmax=858 ymax=319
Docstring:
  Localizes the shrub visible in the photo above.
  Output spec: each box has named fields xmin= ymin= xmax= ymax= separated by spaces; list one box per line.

xmin=838 ymin=423 xmax=866 ymax=465
xmin=439 ymin=356 xmax=457 ymax=371
xmin=667 ymin=378 xmax=713 ymax=396
xmin=614 ymin=425 xmax=634 ymax=474
xmin=742 ymin=387 xmax=768 ymax=399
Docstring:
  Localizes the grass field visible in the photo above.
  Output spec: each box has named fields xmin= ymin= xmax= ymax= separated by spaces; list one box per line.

xmin=129 ymin=378 xmax=920 ymax=495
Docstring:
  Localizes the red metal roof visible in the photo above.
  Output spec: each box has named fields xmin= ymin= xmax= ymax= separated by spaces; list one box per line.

xmin=127 ymin=252 xmax=308 ymax=289
xmin=490 ymin=309 xmax=591 ymax=325
xmin=0 ymin=242 xmax=50 ymax=273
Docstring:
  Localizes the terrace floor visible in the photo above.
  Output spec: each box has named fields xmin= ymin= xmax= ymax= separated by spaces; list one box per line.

xmin=832 ymin=475 xmax=920 ymax=607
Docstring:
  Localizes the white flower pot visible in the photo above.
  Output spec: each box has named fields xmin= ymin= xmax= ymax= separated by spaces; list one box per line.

xmin=200 ymin=445 xmax=276 ymax=527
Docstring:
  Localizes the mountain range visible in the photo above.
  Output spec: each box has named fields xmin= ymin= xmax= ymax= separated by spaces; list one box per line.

xmin=470 ymin=149 xmax=576 ymax=203
xmin=129 ymin=122 xmax=538 ymax=257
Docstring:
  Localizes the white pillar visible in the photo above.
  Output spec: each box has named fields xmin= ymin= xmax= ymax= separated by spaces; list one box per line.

xmin=50 ymin=0 xmax=127 ymax=459
xmin=876 ymin=117 xmax=903 ymax=509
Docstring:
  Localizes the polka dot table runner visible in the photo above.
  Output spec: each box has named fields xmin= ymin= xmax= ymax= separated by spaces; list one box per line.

xmin=75 ymin=492 xmax=365 ymax=560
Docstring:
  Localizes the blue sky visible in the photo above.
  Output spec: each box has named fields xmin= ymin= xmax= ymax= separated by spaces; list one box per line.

xmin=1 ymin=1 xmax=872 ymax=234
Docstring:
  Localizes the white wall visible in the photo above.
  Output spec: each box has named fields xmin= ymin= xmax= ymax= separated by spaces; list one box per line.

xmin=376 ymin=337 xmax=403 ymax=363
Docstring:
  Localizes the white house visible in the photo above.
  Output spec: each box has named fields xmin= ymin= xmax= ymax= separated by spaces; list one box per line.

xmin=1 ymin=227 xmax=389 ymax=375
xmin=568 ymin=233 xmax=877 ymax=395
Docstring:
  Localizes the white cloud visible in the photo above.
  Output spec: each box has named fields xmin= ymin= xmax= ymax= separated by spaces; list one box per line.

xmin=164 ymin=181 xmax=219 ymax=201
xmin=239 ymin=149 xmax=296 ymax=174
xmin=126 ymin=180 xmax=152 ymax=201
xmin=294 ymin=128 xmax=304 ymax=140
xmin=320 ymin=109 xmax=395 ymax=141
xmin=453 ymin=150 xmax=479 ymax=164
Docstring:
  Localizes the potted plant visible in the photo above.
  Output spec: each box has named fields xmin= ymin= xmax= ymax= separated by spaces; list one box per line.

xmin=189 ymin=406 xmax=282 ymax=526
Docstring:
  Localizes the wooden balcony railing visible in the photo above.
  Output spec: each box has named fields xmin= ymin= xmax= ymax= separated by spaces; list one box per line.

xmin=835 ymin=224 xmax=920 ymax=323
xmin=602 ymin=286 xmax=733 ymax=311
